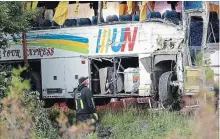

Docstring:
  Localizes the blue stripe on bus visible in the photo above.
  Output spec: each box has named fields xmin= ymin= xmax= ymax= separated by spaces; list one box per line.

xmin=27 ymin=34 xmax=89 ymax=43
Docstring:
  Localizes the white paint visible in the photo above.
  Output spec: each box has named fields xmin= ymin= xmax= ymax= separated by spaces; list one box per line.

xmin=177 ymin=51 xmax=184 ymax=92
xmin=64 ymin=57 xmax=89 ymax=92
xmin=0 ymin=46 xmax=83 ymax=61
xmin=90 ymin=22 xmax=184 ymax=55
xmin=41 ymin=58 xmax=66 ymax=98
xmin=41 ymin=57 xmax=89 ymax=98
xmin=139 ymin=54 xmax=151 ymax=96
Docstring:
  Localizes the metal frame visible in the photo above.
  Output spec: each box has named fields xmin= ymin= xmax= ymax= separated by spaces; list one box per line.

xmin=113 ymin=57 xmax=117 ymax=95
xmin=182 ymin=2 xmax=211 ymax=95
xmin=88 ymin=54 xmax=140 ymax=97
xmin=98 ymin=1 xmax=102 ymax=25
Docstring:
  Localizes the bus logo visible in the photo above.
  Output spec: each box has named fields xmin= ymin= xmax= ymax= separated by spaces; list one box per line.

xmin=96 ymin=27 xmax=138 ymax=53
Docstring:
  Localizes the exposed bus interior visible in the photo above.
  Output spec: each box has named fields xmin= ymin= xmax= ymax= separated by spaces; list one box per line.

xmin=30 ymin=1 xmax=186 ymax=30
xmin=189 ymin=11 xmax=219 ymax=65
xmin=90 ymin=56 xmax=139 ymax=97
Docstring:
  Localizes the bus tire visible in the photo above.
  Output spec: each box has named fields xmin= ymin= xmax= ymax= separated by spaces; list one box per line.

xmin=159 ymin=71 xmax=178 ymax=110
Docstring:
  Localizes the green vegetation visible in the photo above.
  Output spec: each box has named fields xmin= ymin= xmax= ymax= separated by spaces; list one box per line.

xmin=87 ymin=109 xmax=194 ymax=139
xmin=0 ymin=65 xmax=12 ymax=100
xmin=0 ymin=1 xmax=37 ymax=48
xmin=0 ymin=66 xmax=95 ymax=139
xmin=195 ymin=51 xmax=214 ymax=81
xmin=0 ymin=67 xmax=60 ymax=139
xmin=89 ymin=97 xmax=218 ymax=139
xmin=0 ymin=66 xmax=196 ymax=139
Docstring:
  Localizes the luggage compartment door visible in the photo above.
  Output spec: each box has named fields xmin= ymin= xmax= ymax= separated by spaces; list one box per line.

xmin=41 ymin=58 xmax=66 ymax=98
xmin=64 ymin=57 xmax=89 ymax=98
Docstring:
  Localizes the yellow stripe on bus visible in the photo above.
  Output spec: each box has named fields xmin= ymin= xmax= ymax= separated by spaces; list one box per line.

xmin=32 ymin=39 xmax=88 ymax=48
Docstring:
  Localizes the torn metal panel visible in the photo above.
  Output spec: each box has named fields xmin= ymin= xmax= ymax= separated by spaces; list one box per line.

xmin=176 ymin=51 xmax=184 ymax=93
xmin=156 ymin=36 xmax=184 ymax=51
xmin=139 ymin=56 xmax=152 ymax=73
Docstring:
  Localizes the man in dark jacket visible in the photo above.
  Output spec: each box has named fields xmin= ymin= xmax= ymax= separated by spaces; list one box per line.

xmin=74 ymin=77 xmax=98 ymax=127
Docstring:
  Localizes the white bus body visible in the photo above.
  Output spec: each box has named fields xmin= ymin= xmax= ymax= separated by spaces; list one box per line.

xmin=1 ymin=21 xmax=184 ymax=99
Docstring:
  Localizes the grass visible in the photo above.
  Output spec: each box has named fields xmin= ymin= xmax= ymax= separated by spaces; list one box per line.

xmin=90 ymin=109 xmax=194 ymax=139
xmin=89 ymin=88 xmax=218 ymax=139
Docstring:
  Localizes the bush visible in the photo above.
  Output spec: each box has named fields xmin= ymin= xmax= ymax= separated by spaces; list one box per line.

xmin=0 ymin=67 xmax=60 ymax=139
xmin=0 ymin=64 xmax=12 ymax=100
xmin=0 ymin=66 xmax=96 ymax=139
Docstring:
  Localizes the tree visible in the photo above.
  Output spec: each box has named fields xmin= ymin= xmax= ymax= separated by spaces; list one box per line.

xmin=0 ymin=1 xmax=37 ymax=110
xmin=0 ymin=1 xmax=37 ymax=49
xmin=0 ymin=1 xmax=37 ymax=103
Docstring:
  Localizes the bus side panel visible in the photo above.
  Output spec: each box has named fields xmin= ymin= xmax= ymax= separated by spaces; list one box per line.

xmin=139 ymin=54 xmax=152 ymax=96
xmin=64 ymin=57 xmax=89 ymax=96
xmin=41 ymin=58 xmax=66 ymax=99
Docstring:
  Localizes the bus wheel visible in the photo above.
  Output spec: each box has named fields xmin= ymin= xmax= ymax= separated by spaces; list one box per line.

xmin=159 ymin=71 xmax=179 ymax=110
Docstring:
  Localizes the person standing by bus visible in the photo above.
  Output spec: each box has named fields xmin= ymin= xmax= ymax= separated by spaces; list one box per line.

xmin=73 ymin=77 xmax=98 ymax=131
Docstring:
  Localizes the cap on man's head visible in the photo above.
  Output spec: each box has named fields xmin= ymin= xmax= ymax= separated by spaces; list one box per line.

xmin=78 ymin=76 xmax=88 ymax=84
